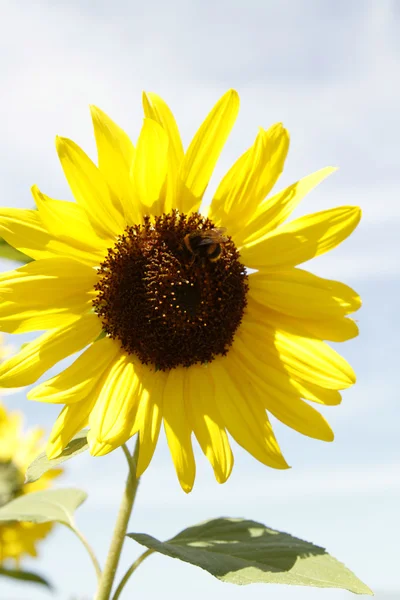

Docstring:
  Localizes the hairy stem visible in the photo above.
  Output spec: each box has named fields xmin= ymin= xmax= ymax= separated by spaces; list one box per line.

xmin=94 ymin=440 xmax=140 ymax=600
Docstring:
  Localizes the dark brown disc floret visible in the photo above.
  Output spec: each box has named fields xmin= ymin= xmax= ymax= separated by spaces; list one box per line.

xmin=92 ymin=211 xmax=248 ymax=371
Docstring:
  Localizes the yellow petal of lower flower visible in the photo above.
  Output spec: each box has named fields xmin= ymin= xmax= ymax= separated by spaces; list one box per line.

xmin=132 ymin=118 xmax=169 ymax=217
xmin=0 ymin=412 xmax=21 ymax=461
xmin=0 ymin=521 xmax=53 ymax=563
xmin=210 ymin=359 xmax=288 ymax=469
xmin=231 ymin=338 xmax=334 ymax=441
xmin=163 ymin=368 xmax=196 ymax=493
xmin=0 ymin=301 xmax=89 ymax=334
xmin=0 ymin=313 xmax=101 ymax=387
xmin=239 ymin=319 xmax=355 ymax=390
xmin=11 ymin=427 xmax=44 ymax=468
xmin=241 ymin=206 xmax=361 ymax=269
xmin=142 ymin=92 xmax=184 ymax=169
xmin=179 ymin=89 xmax=239 ymax=213
xmin=24 ymin=467 xmax=63 ymax=495
xmin=28 ymin=336 xmax=120 ymax=404
xmin=56 ymin=136 xmax=125 ymax=239
xmin=0 ymin=258 xmax=97 ymax=306
xmin=46 ymin=401 xmax=93 ymax=459
xmin=89 ymin=354 xmax=142 ymax=444
xmin=130 ymin=367 xmax=166 ymax=478
xmin=90 ymin=106 xmax=140 ymax=224
xmin=210 ymin=123 xmax=289 ymax=233
xmin=236 ymin=168 xmax=336 ymax=247
xmin=248 ymin=268 xmax=361 ymax=319
xmin=187 ymin=364 xmax=233 ymax=484
xmin=32 ymin=185 xmax=108 ymax=254
xmin=0 ymin=208 xmax=102 ymax=266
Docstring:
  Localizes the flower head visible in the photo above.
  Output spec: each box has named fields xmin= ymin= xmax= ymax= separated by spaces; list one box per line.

xmin=0 ymin=90 xmax=361 ymax=492
xmin=0 ymin=402 xmax=61 ymax=564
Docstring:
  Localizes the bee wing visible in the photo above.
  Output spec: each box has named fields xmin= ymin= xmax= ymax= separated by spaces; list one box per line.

xmin=197 ymin=228 xmax=227 ymax=245
xmin=211 ymin=227 xmax=227 ymax=235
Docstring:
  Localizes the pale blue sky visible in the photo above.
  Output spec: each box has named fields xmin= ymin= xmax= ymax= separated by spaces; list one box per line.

xmin=0 ymin=1 xmax=399 ymax=599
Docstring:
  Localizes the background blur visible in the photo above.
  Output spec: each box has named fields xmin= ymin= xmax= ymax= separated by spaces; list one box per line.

xmin=0 ymin=1 xmax=399 ymax=599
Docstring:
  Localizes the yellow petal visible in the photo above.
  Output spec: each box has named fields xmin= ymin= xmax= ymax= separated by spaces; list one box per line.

xmin=56 ymin=136 xmax=124 ymax=238
xmin=179 ymin=89 xmax=239 ymax=213
xmin=0 ymin=301 xmax=89 ymax=334
xmin=87 ymin=434 xmax=114 ymax=457
xmin=210 ymin=123 xmax=289 ymax=232
xmin=46 ymin=401 xmax=93 ymax=459
xmin=28 ymin=336 xmax=120 ymax=404
xmin=0 ymin=313 xmax=101 ymax=387
xmin=247 ymin=295 xmax=359 ymax=342
xmin=132 ymin=118 xmax=169 ymax=217
xmin=236 ymin=168 xmax=336 ymax=247
xmin=163 ymin=368 xmax=195 ymax=493
xmin=131 ymin=367 xmax=166 ymax=478
xmin=248 ymin=268 xmax=361 ymax=319
xmin=32 ymin=185 xmax=108 ymax=254
xmin=255 ymin=373 xmax=334 ymax=441
xmin=142 ymin=92 xmax=184 ymax=168
xmin=296 ymin=317 xmax=359 ymax=342
xmin=239 ymin=318 xmax=355 ymax=390
xmin=0 ymin=208 xmax=103 ymax=266
xmin=231 ymin=331 xmax=341 ymax=406
xmin=210 ymin=359 xmax=288 ymax=469
xmin=142 ymin=93 xmax=184 ymax=215
xmin=241 ymin=206 xmax=361 ymax=269
xmin=187 ymin=364 xmax=233 ymax=484
xmin=90 ymin=106 xmax=139 ymax=224
xmin=89 ymin=354 xmax=142 ymax=445
xmin=289 ymin=378 xmax=342 ymax=406
xmin=231 ymin=338 xmax=334 ymax=441
xmin=0 ymin=258 xmax=97 ymax=306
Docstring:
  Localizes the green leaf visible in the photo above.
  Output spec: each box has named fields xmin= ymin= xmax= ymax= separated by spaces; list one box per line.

xmin=0 ymin=488 xmax=87 ymax=527
xmin=128 ymin=518 xmax=373 ymax=595
xmin=25 ymin=429 xmax=89 ymax=483
xmin=0 ymin=566 xmax=52 ymax=588
xmin=0 ymin=238 xmax=32 ymax=264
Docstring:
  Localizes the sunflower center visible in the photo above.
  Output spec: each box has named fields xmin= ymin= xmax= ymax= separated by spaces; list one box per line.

xmin=0 ymin=460 xmax=24 ymax=508
xmin=93 ymin=211 xmax=248 ymax=370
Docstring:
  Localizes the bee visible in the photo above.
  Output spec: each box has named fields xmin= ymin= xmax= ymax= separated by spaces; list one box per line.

xmin=183 ymin=228 xmax=227 ymax=262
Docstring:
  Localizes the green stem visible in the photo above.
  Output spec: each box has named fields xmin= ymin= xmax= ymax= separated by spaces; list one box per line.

xmin=95 ymin=441 xmax=140 ymax=600
xmin=111 ymin=549 xmax=154 ymax=600
xmin=70 ymin=524 xmax=102 ymax=581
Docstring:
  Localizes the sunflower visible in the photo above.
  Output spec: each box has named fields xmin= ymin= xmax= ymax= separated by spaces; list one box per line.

xmin=0 ymin=401 xmax=61 ymax=564
xmin=0 ymin=90 xmax=361 ymax=492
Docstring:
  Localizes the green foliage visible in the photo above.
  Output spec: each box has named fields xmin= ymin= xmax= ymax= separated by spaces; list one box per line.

xmin=128 ymin=517 xmax=373 ymax=595
xmin=0 ymin=566 xmax=52 ymax=588
xmin=26 ymin=429 xmax=89 ymax=483
xmin=0 ymin=488 xmax=87 ymax=527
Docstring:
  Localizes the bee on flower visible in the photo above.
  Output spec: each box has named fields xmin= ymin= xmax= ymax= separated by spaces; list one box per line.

xmin=0 ymin=91 xmax=361 ymax=492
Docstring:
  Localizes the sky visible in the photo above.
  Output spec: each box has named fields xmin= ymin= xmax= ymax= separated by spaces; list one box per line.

xmin=0 ymin=0 xmax=399 ymax=599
